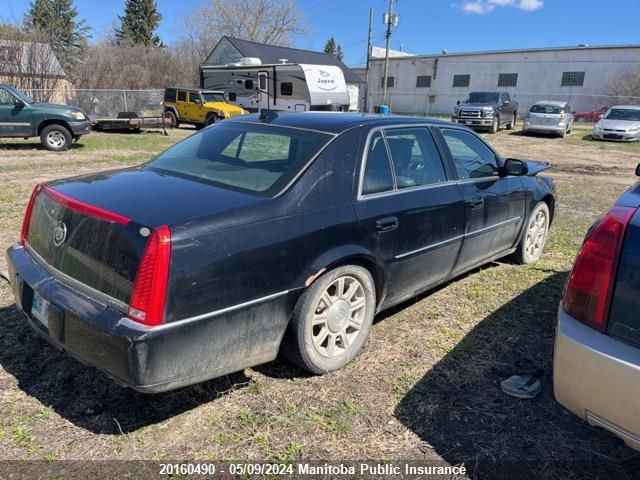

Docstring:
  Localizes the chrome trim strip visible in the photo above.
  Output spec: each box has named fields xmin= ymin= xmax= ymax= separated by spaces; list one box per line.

xmin=0 ymin=122 xmax=31 ymax=126
xmin=466 ymin=216 xmax=521 ymax=237
xmin=119 ymin=289 xmax=291 ymax=332
xmin=393 ymin=216 xmax=521 ymax=260
xmin=395 ymin=234 xmax=464 ymax=259
xmin=24 ymin=243 xmax=128 ymax=312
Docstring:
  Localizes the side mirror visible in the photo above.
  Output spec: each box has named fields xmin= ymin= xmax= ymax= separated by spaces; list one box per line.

xmin=503 ymin=158 xmax=528 ymax=176
xmin=456 ymin=100 xmax=460 ymax=105
xmin=598 ymin=114 xmax=604 ymax=120
xmin=14 ymin=98 xmax=25 ymax=108
xmin=635 ymin=163 xmax=640 ymax=177
xmin=572 ymin=111 xmax=576 ymax=115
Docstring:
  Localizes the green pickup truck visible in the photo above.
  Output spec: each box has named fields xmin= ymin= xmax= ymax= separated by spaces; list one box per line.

xmin=0 ymin=84 xmax=91 ymax=151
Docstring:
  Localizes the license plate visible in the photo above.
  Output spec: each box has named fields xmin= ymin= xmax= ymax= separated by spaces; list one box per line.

xmin=31 ymin=292 xmax=49 ymax=327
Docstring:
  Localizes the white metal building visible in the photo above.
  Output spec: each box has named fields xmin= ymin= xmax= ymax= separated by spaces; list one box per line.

xmin=365 ymin=44 xmax=640 ymax=115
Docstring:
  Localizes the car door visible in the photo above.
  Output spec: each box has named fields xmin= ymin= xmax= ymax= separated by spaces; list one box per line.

xmin=435 ymin=127 xmax=525 ymax=274
xmin=188 ymin=92 xmax=205 ymax=123
xmin=354 ymin=126 xmax=466 ymax=306
xmin=0 ymin=87 xmax=32 ymax=136
xmin=176 ymin=90 xmax=188 ymax=119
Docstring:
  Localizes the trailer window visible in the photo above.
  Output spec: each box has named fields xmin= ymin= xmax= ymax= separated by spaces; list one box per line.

xmin=244 ymin=80 xmax=254 ymax=90
xmin=281 ymin=82 xmax=293 ymax=96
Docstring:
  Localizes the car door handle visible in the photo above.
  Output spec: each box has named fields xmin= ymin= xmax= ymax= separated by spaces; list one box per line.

xmin=376 ymin=216 xmax=399 ymax=232
xmin=467 ymin=197 xmax=484 ymax=210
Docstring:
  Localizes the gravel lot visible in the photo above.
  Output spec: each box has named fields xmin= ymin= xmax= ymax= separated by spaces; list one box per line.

xmin=1 ymin=123 xmax=639 ymax=479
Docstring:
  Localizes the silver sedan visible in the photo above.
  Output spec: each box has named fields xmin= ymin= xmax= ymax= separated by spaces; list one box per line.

xmin=522 ymin=101 xmax=574 ymax=138
xmin=593 ymin=105 xmax=640 ymax=142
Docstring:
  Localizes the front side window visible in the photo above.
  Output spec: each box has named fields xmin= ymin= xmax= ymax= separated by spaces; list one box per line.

xmin=148 ymin=123 xmax=332 ymax=196
xmin=362 ymin=132 xmax=393 ymax=195
xmin=441 ymin=129 xmax=499 ymax=180
xmin=385 ymin=128 xmax=447 ymax=188
xmin=189 ymin=93 xmax=202 ymax=104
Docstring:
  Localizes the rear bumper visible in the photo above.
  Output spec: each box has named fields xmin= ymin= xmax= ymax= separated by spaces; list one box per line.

xmin=522 ymin=123 xmax=565 ymax=134
xmin=6 ymin=243 xmax=291 ymax=393
xmin=68 ymin=120 xmax=91 ymax=136
xmin=553 ymin=307 xmax=640 ymax=451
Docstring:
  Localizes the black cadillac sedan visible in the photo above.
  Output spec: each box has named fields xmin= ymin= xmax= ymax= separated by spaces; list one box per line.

xmin=7 ymin=112 xmax=556 ymax=392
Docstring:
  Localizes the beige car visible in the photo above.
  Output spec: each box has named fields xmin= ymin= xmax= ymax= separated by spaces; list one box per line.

xmin=554 ymin=193 xmax=640 ymax=451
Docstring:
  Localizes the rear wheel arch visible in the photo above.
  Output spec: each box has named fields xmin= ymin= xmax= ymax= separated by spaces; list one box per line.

xmin=541 ymin=194 xmax=555 ymax=224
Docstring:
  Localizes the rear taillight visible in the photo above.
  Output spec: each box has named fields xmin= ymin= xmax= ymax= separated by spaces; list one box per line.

xmin=20 ymin=184 xmax=42 ymax=246
xmin=128 ymin=225 xmax=171 ymax=327
xmin=563 ymin=206 xmax=637 ymax=331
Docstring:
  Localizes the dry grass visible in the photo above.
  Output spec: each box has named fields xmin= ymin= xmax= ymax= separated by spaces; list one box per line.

xmin=1 ymin=123 xmax=640 ymax=478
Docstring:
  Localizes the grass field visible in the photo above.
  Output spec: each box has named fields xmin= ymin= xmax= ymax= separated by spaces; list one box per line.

xmin=1 ymin=123 xmax=640 ymax=478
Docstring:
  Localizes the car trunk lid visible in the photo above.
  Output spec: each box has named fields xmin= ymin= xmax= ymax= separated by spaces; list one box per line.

xmin=25 ymin=169 xmax=264 ymax=305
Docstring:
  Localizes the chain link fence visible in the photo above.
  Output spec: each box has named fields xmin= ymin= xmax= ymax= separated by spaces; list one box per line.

xmin=24 ymin=89 xmax=165 ymax=118
xmin=366 ymin=90 xmax=640 ymax=120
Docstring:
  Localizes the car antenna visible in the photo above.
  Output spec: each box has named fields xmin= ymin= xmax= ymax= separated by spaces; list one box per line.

xmin=259 ymin=108 xmax=278 ymax=123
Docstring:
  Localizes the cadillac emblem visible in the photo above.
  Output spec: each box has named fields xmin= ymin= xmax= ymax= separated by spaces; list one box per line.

xmin=53 ymin=221 xmax=67 ymax=247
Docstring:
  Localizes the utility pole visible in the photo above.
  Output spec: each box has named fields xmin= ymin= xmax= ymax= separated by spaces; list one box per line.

xmin=382 ymin=0 xmax=398 ymax=107
xmin=364 ymin=7 xmax=373 ymax=113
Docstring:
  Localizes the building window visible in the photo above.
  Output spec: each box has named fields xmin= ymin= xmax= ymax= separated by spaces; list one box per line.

xmin=416 ymin=75 xmax=431 ymax=88
xmin=561 ymin=71 xmax=585 ymax=87
xmin=280 ymin=82 xmax=293 ymax=96
xmin=452 ymin=74 xmax=470 ymax=88
xmin=498 ymin=73 xmax=518 ymax=87
xmin=381 ymin=76 xmax=395 ymax=88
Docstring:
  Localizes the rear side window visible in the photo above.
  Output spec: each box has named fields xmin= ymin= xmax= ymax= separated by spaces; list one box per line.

xmin=385 ymin=128 xmax=447 ymax=188
xmin=177 ymin=90 xmax=187 ymax=102
xmin=441 ymin=129 xmax=498 ymax=180
xmin=147 ymin=123 xmax=332 ymax=196
xmin=362 ymin=132 xmax=393 ymax=195
xmin=164 ymin=88 xmax=176 ymax=103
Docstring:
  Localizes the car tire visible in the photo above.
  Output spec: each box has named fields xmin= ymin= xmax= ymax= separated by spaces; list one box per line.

xmin=283 ymin=265 xmax=376 ymax=374
xmin=490 ymin=115 xmax=499 ymax=133
xmin=507 ymin=113 xmax=516 ymax=130
xmin=194 ymin=123 xmax=205 ymax=130
xmin=206 ymin=115 xmax=216 ymax=127
xmin=40 ymin=124 xmax=72 ymax=151
xmin=166 ymin=110 xmax=179 ymax=128
xmin=512 ymin=202 xmax=550 ymax=264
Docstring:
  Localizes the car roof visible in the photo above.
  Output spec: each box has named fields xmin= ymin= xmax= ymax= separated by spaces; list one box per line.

xmin=224 ymin=111 xmax=452 ymax=134
xmin=608 ymin=105 xmax=640 ymax=110
xmin=533 ymin=100 xmax=567 ymax=107
xmin=166 ymin=86 xmax=222 ymax=93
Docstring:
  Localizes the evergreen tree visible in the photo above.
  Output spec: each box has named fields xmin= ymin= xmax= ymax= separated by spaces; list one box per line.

xmin=115 ymin=0 xmax=163 ymax=47
xmin=323 ymin=36 xmax=344 ymax=62
xmin=23 ymin=0 xmax=90 ymax=75
xmin=323 ymin=37 xmax=337 ymax=56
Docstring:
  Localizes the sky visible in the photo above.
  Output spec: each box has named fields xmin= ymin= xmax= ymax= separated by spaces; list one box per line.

xmin=2 ymin=0 xmax=640 ymax=66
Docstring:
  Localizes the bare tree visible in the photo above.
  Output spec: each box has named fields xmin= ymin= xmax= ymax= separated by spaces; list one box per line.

xmin=175 ymin=0 xmax=307 ymax=85
xmin=0 ymin=26 xmax=65 ymax=101
xmin=609 ymin=67 xmax=640 ymax=101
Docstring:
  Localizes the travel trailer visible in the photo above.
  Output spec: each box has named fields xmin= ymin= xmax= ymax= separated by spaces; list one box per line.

xmin=200 ymin=59 xmax=350 ymax=112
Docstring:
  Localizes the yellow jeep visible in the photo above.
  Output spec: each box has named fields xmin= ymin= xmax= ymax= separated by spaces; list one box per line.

xmin=163 ymin=87 xmax=246 ymax=129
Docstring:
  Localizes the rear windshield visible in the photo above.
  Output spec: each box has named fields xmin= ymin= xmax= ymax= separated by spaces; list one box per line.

xmin=530 ymin=104 xmax=563 ymax=114
xmin=604 ymin=108 xmax=640 ymax=121
xmin=146 ymin=123 xmax=333 ymax=196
